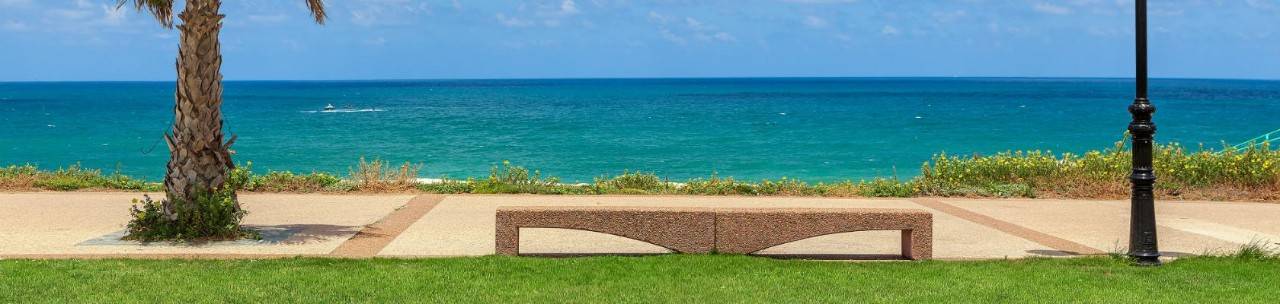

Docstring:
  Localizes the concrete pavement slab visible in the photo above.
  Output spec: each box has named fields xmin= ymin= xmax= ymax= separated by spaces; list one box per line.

xmin=0 ymin=192 xmax=412 ymax=256
xmin=1156 ymin=201 xmax=1280 ymax=247
xmin=938 ymin=199 xmax=1255 ymax=256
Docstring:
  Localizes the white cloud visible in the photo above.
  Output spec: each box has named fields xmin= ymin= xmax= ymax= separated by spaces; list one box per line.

xmin=495 ymin=0 xmax=583 ymax=28
xmin=247 ymin=14 xmax=288 ymax=24
xmin=881 ymin=25 xmax=900 ymax=36
xmin=803 ymin=16 xmax=828 ymax=29
xmin=496 ymin=13 xmax=533 ymax=27
xmin=685 ymin=17 xmax=708 ymax=31
xmin=782 ymin=0 xmax=859 ymax=3
xmin=351 ymin=10 xmax=376 ymax=26
xmin=1033 ymin=2 xmax=1072 ymax=15
xmin=647 ymin=11 xmax=668 ymax=24
xmin=281 ymin=39 xmax=303 ymax=51
xmin=0 ymin=0 xmax=32 ymax=7
xmin=37 ymin=1 xmax=131 ymax=30
xmin=1245 ymin=0 xmax=1277 ymax=10
xmin=101 ymin=4 xmax=126 ymax=25
xmin=651 ymin=15 xmax=735 ymax=45
xmin=559 ymin=0 xmax=579 ymax=15
xmin=47 ymin=8 xmax=92 ymax=21
xmin=1087 ymin=26 xmax=1122 ymax=37
xmin=364 ymin=37 xmax=387 ymax=46
xmin=931 ymin=10 xmax=967 ymax=22
xmin=1 ymin=20 xmax=29 ymax=32
xmin=710 ymin=32 xmax=736 ymax=42
xmin=660 ymin=28 xmax=686 ymax=44
xmin=348 ymin=0 xmax=433 ymax=27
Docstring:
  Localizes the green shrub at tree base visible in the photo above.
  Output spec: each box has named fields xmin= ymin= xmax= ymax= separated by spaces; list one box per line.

xmin=123 ymin=191 xmax=256 ymax=242
xmin=125 ymin=164 xmax=258 ymax=242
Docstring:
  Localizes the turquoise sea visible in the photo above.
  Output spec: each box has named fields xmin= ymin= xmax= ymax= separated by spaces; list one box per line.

xmin=1 ymin=78 xmax=1277 ymax=182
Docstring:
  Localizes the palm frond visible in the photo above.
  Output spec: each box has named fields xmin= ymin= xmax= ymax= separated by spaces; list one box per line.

xmin=304 ymin=0 xmax=327 ymax=25
xmin=118 ymin=0 xmax=176 ymax=28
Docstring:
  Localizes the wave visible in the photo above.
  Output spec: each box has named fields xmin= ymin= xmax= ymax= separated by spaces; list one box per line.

xmin=300 ymin=108 xmax=386 ymax=113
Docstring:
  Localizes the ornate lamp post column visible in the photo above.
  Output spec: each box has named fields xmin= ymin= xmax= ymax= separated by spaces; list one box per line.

xmin=1128 ymin=0 xmax=1161 ymax=266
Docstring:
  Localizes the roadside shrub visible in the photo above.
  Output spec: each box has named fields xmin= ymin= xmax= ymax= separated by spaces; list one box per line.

xmin=918 ymin=135 xmax=1279 ymax=200
xmin=0 ymin=164 xmax=40 ymax=189
xmin=249 ymin=171 xmax=341 ymax=192
xmin=755 ymin=177 xmax=815 ymax=196
xmin=417 ymin=179 xmax=475 ymax=194
xmin=681 ymin=173 xmax=756 ymax=195
xmin=856 ymin=178 xmax=919 ymax=197
xmin=349 ymin=157 xmax=421 ymax=192
xmin=813 ymin=181 xmax=861 ymax=197
xmin=593 ymin=171 xmax=673 ymax=194
xmin=468 ymin=161 xmax=591 ymax=194
xmin=1 ymin=163 xmax=159 ymax=191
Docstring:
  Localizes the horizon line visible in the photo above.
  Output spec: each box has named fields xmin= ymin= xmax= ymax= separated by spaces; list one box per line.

xmin=3 ymin=75 xmax=1279 ymax=83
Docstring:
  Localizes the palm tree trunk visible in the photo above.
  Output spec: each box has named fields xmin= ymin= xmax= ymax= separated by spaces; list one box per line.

xmin=163 ymin=0 xmax=236 ymax=218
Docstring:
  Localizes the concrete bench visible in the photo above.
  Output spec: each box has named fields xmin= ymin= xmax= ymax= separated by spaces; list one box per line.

xmin=495 ymin=207 xmax=932 ymax=260
xmin=495 ymin=207 xmax=717 ymax=255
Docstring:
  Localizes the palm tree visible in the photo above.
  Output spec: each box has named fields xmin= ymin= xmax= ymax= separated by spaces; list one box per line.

xmin=121 ymin=0 xmax=325 ymax=232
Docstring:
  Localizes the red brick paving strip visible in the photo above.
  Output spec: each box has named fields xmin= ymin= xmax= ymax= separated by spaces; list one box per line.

xmin=329 ymin=194 xmax=445 ymax=257
xmin=910 ymin=198 xmax=1104 ymax=255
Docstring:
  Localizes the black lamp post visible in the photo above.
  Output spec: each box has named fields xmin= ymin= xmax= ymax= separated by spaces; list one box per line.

xmin=1127 ymin=0 xmax=1161 ymax=266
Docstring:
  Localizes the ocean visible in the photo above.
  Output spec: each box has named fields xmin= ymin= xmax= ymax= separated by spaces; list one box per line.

xmin=1 ymin=78 xmax=1277 ymax=182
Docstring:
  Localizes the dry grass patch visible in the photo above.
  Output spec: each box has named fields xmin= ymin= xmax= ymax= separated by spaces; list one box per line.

xmin=349 ymin=157 xmax=421 ymax=192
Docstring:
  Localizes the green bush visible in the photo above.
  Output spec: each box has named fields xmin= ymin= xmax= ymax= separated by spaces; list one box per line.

xmin=417 ymin=179 xmax=474 ymax=194
xmin=681 ymin=173 xmax=755 ymax=195
xmin=1 ymin=163 xmax=160 ymax=191
xmin=856 ymin=178 xmax=919 ymax=197
xmin=468 ymin=161 xmax=590 ymax=194
xmin=124 ymin=191 xmax=254 ymax=242
xmin=248 ymin=171 xmax=341 ymax=192
xmin=917 ymin=136 xmax=1279 ymax=199
xmin=592 ymin=171 xmax=672 ymax=194
xmin=126 ymin=164 xmax=255 ymax=242
xmin=755 ymin=177 xmax=816 ymax=196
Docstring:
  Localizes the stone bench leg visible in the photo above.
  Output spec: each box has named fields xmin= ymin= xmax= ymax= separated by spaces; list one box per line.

xmin=496 ymin=212 xmax=520 ymax=256
xmin=902 ymin=226 xmax=932 ymax=260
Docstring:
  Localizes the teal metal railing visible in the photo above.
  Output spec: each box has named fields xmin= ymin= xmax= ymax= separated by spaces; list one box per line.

xmin=1224 ymin=128 xmax=1280 ymax=153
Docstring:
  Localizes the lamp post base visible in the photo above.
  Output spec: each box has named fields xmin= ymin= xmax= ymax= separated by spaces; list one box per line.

xmin=1129 ymin=252 xmax=1162 ymax=266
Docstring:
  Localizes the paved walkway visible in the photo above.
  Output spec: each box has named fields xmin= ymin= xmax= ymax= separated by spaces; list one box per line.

xmin=1 ymin=192 xmax=1277 ymax=260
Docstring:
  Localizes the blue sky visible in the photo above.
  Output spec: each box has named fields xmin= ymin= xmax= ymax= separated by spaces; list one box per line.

xmin=1 ymin=0 xmax=1278 ymax=81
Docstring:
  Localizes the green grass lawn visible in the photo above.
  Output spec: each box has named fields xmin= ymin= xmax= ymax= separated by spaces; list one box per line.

xmin=2 ymin=255 xmax=1277 ymax=303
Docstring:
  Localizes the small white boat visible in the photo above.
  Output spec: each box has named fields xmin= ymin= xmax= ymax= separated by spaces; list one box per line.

xmin=323 ymin=103 xmax=336 ymax=111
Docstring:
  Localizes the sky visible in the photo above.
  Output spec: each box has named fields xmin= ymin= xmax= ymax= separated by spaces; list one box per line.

xmin=0 ymin=0 xmax=1278 ymax=81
